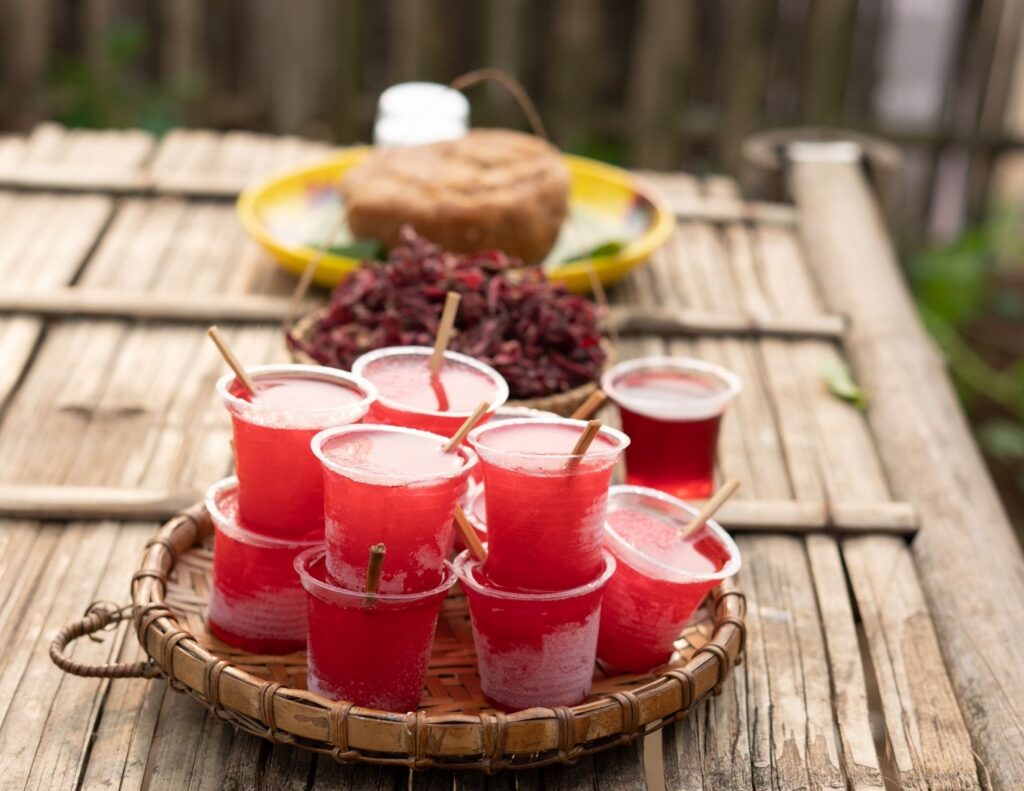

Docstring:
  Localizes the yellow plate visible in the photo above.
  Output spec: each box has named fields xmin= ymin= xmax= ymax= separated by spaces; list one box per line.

xmin=236 ymin=147 xmax=675 ymax=293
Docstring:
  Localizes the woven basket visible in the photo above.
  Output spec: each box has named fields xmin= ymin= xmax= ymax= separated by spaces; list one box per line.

xmin=51 ymin=503 xmax=745 ymax=772
xmin=287 ymin=309 xmax=604 ymax=418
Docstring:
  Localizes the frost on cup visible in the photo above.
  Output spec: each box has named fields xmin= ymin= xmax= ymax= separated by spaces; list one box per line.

xmin=352 ymin=346 xmax=508 ymax=438
xmin=468 ymin=418 xmax=628 ymax=590
xmin=602 ymin=357 xmax=741 ymax=499
xmin=206 ymin=477 xmax=320 ymax=654
xmin=295 ymin=548 xmax=456 ymax=712
xmin=455 ymin=549 xmax=616 ymax=711
xmin=597 ymin=486 xmax=741 ymax=673
xmin=217 ymin=364 xmax=377 ymax=537
xmin=312 ymin=424 xmax=476 ymax=593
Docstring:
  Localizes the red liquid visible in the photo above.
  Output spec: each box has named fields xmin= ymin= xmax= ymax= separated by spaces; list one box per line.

xmin=614 ymin=370 xmax=727 ymax=499
xmin=356 ymin=351 xmax=502 ymax=437
xmin=456 ymin=552 xmax=613 ymax=711
xmin=471 ymin=421 xmax=625 ymax=590
xmin=206 ymin=480 xmax=318 ymax=654
xmin=597 ymin=506 xmax=732 ymax=672
xmin=297 ymin=551 xmax=453 ymax=711
xmin=229 ymin=375 xmax=369 ymax=537
xmin=319 ymin=427 xmax=474 ymax=593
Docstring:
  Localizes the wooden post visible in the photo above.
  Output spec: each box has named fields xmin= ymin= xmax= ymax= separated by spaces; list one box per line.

xmin=785 ymin=139 xmax=1024 ymax=789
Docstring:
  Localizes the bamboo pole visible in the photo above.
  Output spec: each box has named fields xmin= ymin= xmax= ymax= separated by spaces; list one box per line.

xmin=786 ymin=140 xmax=1024 ymax=788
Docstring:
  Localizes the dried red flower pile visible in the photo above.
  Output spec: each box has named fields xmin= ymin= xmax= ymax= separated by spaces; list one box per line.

xmin=288 ymin=227 xmax=607 ymax=398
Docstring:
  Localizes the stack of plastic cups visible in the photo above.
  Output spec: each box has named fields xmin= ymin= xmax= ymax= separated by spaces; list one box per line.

xmin=207 ymin=365 xmax=376 ymax=654
xmin=460 ymin=418 xmax=629 ymax=710
xmin=296 ymin=424 xmax=477 ymax=710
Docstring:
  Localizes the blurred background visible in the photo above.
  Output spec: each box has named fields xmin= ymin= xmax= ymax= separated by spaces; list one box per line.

xmin=1 ymin=0 xmax=1022 ymax=527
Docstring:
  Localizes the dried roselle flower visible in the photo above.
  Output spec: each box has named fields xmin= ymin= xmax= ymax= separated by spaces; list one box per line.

xmin=287 ymin=228 xmax=607 ymax=398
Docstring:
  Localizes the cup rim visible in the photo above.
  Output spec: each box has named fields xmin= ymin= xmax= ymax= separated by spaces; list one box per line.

xmin=311 ymin=423 xmax=478 ymax=486
xmin=600 ymin=356 xmax=741 ymax=420
xmin=351 ymin=345 xmax=510 ymax=420
xmin=467 ymin=417 xmax=630 ymax=462
xmin=454 ymin=548 xmax=617 ymax=602
xmin=216 ymin=363 xmax=378 ymax=420
xmin=605 ymin=484 xmax=742 ymax=583
xmin=205 ymin=477 xmax=323 ymax=548
xmin=294 ymin=547 xmax=458 ymax=603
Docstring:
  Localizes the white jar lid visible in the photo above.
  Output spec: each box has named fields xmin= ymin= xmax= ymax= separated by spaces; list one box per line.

xmin=376 ymin=82 xmax=470 ymax=123
xmin=373 ymin=115 xmax=467 ymax=148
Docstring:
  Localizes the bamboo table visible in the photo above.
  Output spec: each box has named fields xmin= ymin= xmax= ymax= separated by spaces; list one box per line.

xmin=0 ymin=124 xmax=1021 ymax=790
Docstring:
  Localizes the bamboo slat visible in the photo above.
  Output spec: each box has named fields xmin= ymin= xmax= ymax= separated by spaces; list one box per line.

xmin=0 ymin=289 xmax=844 ymax=340
xmin=668 ymin=178 xmax=887 ymax=789
xmin=790 ymin=151 xmax=1022 ymax=788
xmin=759 ymin=218 xmax=983 ymax=788
xmin=0 ymin=484 xmax=917 ymax=537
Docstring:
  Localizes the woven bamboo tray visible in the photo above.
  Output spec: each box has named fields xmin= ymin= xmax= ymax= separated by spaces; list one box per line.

xmin=287 ymin=309 xmax=601 ymax=417
xmin=51 ymin=502 xmax=746 ymax=772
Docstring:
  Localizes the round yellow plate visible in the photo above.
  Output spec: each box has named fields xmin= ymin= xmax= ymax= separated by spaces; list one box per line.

xmin=236 ymin=147 xmax=675 ymax=294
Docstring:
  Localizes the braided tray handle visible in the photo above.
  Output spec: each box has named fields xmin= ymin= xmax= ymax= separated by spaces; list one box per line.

xmin=50 ymin=601 xmax=162 ymax=679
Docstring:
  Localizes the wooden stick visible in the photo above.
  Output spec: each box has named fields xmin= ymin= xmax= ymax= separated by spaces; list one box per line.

xmin=365 ymin=543 xmax=386 ymax=594
xmin=206 ymin=325 xmax=258 ymax=395
xmin=570 ymin=419 xmax=603 ymax=457
xmin=454 ymin=506 xmax=487 ymax=562
xmin=570 ymin=389 xmax=608 ymax=420
xmin=429 ymin=292 xmax=462 ymax=375
xmin=679 ymin=479 xmax=741 ymax=540
xmin=443 ymin=401 xmax=490 ymax=452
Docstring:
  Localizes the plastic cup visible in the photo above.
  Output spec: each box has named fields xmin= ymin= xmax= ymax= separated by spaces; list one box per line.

xmin=597 ymin=485 xmax=741 ymax=672
xmin=295 ymin=548 xmax=455 ymax=712
xmin=312 ymin=424 xmax=477 ymax=593
xmin=217 ymin=364 xmax=377 ymax=537
xmin=467 ymin=418 xmax=629 ymax=590
xmin=206 ymin=477 xmax=320 ymax=654
xmin=352 ymin=346 xmax=509 ymax=438
xmin=455 ymin=549 xmax=616 ymax=711
xmin=601 ymin=357 xmax=741 ymax=500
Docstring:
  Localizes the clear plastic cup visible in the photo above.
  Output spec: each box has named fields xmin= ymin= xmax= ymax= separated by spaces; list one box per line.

xmin=206 ymin=477 xmax=320 ymax=654
xmin=597 ymin=485 xmax=741 ymax=672
xmin=312 ymin=424 xmax=477 ymax=593
xmin=295 ymin=548 xmax=456 ymax=712
xmin=455 ymin=549 xmax=616 ymax=711
xmin=601 ymin=357 xmax=740 ymax=500
xmin=467 ymin=418 xmax=629 ymax=590
xmin=352 ymin=346 xmax=509 ymax=438
xmin=217 ymin=364 xmax=377 ymax=537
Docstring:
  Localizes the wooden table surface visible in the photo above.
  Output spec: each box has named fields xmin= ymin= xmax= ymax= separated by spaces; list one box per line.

xmin=0 ymin=124 xmax=1021 ymax=791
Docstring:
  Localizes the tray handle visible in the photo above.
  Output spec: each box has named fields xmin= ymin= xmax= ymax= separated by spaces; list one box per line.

xmin=50 ymin=601 xmax=161 ymax=679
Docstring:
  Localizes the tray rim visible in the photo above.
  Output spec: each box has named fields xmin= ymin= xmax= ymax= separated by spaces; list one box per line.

xmin=128 ymin=502 xmax=746 ymax=772
xmin=234 ymin=147 xmax=676 ymax=295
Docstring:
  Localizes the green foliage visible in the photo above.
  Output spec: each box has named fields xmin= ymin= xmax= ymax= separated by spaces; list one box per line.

xmin=978 ymin=419 xmax=1024 ymax=462
xmin=46 ymin=19 xmax=203 ymax=135
xmin=911 ymin=208 xmax=1024 ymax=499
xmin=909 ymin=226 xmax=990 ymax=327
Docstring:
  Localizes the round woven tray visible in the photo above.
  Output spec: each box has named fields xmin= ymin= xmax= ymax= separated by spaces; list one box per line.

xmin=52 ymin=503 xmax=746 ymax=772
xmin=287 ymin=309 xmax=601 ymax=418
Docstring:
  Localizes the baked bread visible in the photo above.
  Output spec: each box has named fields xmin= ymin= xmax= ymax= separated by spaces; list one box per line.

xmin=339 ymin=129 xmax=570 ymax=263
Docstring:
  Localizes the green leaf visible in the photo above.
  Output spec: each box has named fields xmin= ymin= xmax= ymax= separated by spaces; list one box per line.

xmin=562 ymin=240 xmax=626 ymax=263
xmin=323 ymin=240 xmax=386 ymax=261
xmin=820 ymin=358 xmax=869 ymax=410
xmin=977 ymin=419 xmax=1024 ymax=461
